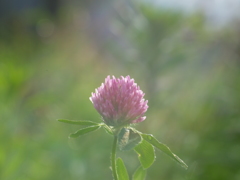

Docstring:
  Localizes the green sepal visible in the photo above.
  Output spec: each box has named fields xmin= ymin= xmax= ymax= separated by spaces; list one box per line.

xmin=58 ymin=119 xmax=99 ymax=126
xmin=69 ymin=125 xmax=100 ymax=138
xmin=132 ymin=166 xmax=147 ymax=180
xmin=118 ymin=128 xmax=142 ymax=151
xmin=116 ymin=157 xmax=129 ymax=180
xmin=134 ymin=139 xmax=155 ymax=169
xmin=141 ymin=133 xmax=188 ymax=169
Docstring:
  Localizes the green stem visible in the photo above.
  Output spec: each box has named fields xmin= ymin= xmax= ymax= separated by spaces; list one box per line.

xmin=111 ymin=135 xmax=118 ymax=180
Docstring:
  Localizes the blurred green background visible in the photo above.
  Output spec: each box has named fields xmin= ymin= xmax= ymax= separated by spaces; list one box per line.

xmin=1 ymin=0 xmax=240 ymax=179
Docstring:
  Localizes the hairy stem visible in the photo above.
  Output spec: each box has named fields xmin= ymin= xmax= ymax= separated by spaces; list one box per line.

xmin=111 ymin=136 xmax=118 ymax=180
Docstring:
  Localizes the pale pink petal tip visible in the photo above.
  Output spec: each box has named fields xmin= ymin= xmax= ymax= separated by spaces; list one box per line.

xmin=132 ymin=116 xmax=146 ymax=123
xmin=89 ymin=75 xmax=148 ymax=126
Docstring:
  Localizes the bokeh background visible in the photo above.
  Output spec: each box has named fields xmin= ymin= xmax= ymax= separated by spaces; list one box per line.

xmin=1 ymin=0 xmax=240 ymax=179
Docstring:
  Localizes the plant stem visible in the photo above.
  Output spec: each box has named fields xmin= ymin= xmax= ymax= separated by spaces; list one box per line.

xmin=111 ymin=135 xmax=118 ymax=180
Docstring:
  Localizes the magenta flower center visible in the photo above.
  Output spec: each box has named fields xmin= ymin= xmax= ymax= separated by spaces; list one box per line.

xmin=90 ymin=75 xmax=148 ymax=127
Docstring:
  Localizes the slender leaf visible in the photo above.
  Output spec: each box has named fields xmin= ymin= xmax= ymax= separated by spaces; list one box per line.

xmin=69 ymin=125 xmax=100 ymax=138
xmin=116 ymin=158 xmax=129 ymax=180
xmin=134 ymin=139 xmax=155 ymax=169
xmin=102 ymin=124 xmax=113 ymax=135
xmin=58 ymin=119 xmax=98 ymax=126
xmin=118 ymin=128 xmax=142 ymax=151
xmin=132 ymin=166 xmax=147 ymax=180
xmin=141 ymin=133 xmax=188 ymax=169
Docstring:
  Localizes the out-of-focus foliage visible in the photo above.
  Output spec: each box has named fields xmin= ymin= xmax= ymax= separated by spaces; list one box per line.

xmin=1 ymin=1 xmax=240 ymax=180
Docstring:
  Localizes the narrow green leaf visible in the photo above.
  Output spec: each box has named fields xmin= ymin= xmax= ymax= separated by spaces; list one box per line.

xmin=69 ymin=125 xmax=100 ymax=138
xmin=118 ymin=128 xmax=142 ymax=151
xmin=141 ymin=133 xmax=188 ymax=169
xmin=132 ymin=166 xmax=147 ymax=180
xmin=116 ymin=158 xmax=129 ymax=180
xmin=58 ymin=119 xmax=98 ymax=126
xmin=134 ymin=139 xmax=155 ymax=169
xmin=102 ymin=125 xmax=113 ymax=135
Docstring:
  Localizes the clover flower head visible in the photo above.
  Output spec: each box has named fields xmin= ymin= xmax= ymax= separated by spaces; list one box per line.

xmin=90 ymin=75 xmax=148 ymax=127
